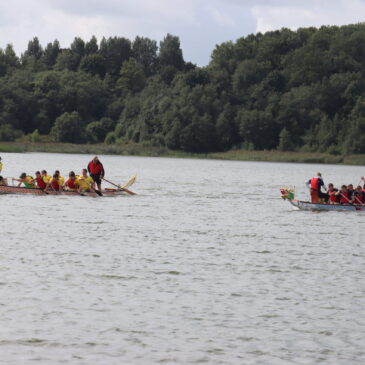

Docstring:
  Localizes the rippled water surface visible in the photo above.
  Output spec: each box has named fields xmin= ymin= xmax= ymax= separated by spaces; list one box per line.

xmin=0 ymin=153 xmax=364 ymax=364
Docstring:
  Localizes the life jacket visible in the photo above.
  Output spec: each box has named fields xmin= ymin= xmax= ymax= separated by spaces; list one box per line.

xmin=88 ymin=161 xmax=104 ymax=175
xmin=35 ymin=177 xmax=46 ymax=189
xmin=340 ymin=192 xmax=350 ymax=204
xmin=66 ymin=178 xmax=77 ymax=190
xmin=328 ymin=191 xmax=338 ymax=203
xmin=51 ymin=179 xmax=60 ymax=191
xmin=310 ymin=178 xmax=319 ymax=190
xmin=354 ymin=192 xmax=365 ymax=204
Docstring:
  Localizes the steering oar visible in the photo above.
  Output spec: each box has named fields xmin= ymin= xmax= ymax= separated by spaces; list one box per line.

xmin=102 ymin=177 xmax=136 ymax=195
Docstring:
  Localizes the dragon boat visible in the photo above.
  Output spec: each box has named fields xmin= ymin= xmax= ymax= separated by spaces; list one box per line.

xmin=0 ymin=176 xmax=136 ymax=197
xmin=280 ymin=187 xmax=365 ymax=211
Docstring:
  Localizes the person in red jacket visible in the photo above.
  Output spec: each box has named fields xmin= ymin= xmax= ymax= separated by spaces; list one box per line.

xmin=87 ymin=156 xmax=105 ymax=193
xmin=32 ymin=171 xmax=47 ymax=190
xmin=64 ymin=171 xmax=78 ymax=191
xmin=327 ymin=183 xmax=339 ymax=204
xmin=45 ymin=173 xmax=61 ymax=191
xmin=353 ymin=185 xmax=365 ymax=205
xmin=306 ymin=172 xmax=327 ymax=203
xmin=336 ymin=185 xmax=351 ymax=204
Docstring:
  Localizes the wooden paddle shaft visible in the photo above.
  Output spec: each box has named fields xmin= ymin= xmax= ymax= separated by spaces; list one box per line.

xmin=102 ymin=177 xmax=136 ymax=195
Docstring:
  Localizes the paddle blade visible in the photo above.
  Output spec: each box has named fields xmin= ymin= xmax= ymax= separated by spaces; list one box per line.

xmin=121 ymin=175 xmax=136 ymax=189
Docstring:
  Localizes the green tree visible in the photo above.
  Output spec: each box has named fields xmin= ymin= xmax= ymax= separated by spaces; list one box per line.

xmin=342 ymin=97 xmax=365 ymax=153
xmin=277 ymin=128 xmax=294 ymax=151
xmin=33 ymin=71 xmax=62 ymax=133
xmin=99 ymin=36 xmax=132 ymax=76
xmin=50 ymin=111 xmax=85 ymax=143
xmin=132 ymin=36 xmax=158 ymax=76
xmin=79 ymin=54 xmax=106 ymax=77
xmin=23 ymin=37 xmax=43 ymax=59
xmin=180 ymin=115 xmax=218 ymax=152
xmin=85 ymin=35 xmax=99 ymax=54
xmin=0 ymin=124 xmax=23 ymax=141
xmin=55 ymin=50 xmax=80 ymax=71
xmin=43 ymin=40 xmax=60 ymax=68
xmin=117 ymin=58 xmax=146 ymax=94
xmin=159 ymin=34 xmax=184 ymax=70
xmin=216 ymin=104 xmax=238 ymax=150
xmin=0 ymin=44 xmax=19 ymax=76
xmin=70 ymin=37 xmax=85 ymax=62
xmin=210 ymin=41 xmax=236 ymax=73
xmin=86 ymin=117 xmax=115 ymax=142
xmin=237 ymin=109 xmax=278 ymax=150
xmin=165 ymin=119 xmax=182 ymax=149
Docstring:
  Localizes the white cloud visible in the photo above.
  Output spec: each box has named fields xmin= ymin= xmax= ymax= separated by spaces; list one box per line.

xmin=252 ymin=0 xmax=365 ymax=34
xmin=0 ymin=0 xmax=255 ymax=65
xmin=208 ymin=7 xmax=237 ymax=28
xmin=1 ymin=0 xmax=365 ymax=66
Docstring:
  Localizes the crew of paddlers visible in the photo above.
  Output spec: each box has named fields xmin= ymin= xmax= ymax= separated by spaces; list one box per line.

xmin=307 ymin=172 xmax=365 ymax=205
xmin=0 ymin=156 xmax=105 ymax=194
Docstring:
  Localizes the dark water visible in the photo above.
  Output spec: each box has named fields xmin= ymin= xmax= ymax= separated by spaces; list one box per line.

xmin=0 ymin=153 xmax=364 ymax=364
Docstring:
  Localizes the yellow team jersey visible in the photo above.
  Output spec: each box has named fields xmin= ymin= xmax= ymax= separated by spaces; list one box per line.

xmin=42 ymin=175 xmax=52 ymax=183
xmin=77 ymin=175 xmax=94 ymax=190
xmin=0 ymin=162 xmax=2 ymax=173
xmin=24 ymin=176 xmax=35 ymax=188
xmin=58 ymin=176 xmax=65 ymax=186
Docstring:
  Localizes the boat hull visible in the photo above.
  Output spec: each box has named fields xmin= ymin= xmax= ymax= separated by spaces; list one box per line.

xmin=288 ymin=199 xmax=365 ymax=211
xmin=0 ymin=185 xmax=128 ymax=197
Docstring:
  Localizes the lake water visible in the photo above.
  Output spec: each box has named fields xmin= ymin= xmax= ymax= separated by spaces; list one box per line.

xmin=0 ymin=153 xmax=364 ymax=364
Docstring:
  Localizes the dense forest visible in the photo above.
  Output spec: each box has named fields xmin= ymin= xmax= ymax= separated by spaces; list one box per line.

xmin=1 ymin=23 xmax=365 ymax=153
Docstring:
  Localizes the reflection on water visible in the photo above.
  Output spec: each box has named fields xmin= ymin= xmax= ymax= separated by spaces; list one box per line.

xmin=0 ymin=153 xmax=364 ymax=364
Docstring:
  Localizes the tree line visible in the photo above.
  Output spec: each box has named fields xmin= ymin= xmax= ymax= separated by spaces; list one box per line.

xmin=1 ymin=23 xmax=365 ymax=154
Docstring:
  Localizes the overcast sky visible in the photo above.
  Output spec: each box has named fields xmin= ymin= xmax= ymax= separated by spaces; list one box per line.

xmin=1 ymin=0 xmax=365 ymax=66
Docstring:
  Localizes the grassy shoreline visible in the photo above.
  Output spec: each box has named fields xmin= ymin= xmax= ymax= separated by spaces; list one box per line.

xmin=1 ymin=142 xmax=365 ymax=165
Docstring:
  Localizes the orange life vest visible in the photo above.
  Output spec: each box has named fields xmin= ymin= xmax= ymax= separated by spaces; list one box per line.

xmin=51 ymin=179 xmax=60 ymax=191
xmin=310 ymin=178 xmax=319 ymax=190
xmin=340 ymin=192 xmax=350 ymax=204
xmin=35 ymin=177 xmax=46 ymax=189
xmin=328 ymin=191 xmax=338 ymax=203
xmin=66 ymin=178 xmax=77 ymax=190
xmin=354 ymin=193 xmax=365 ymax=204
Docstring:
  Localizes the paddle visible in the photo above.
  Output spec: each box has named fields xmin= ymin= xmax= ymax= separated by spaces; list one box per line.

xmin=102 ymin=177 xmax=136 ymax=195
xmin=120 ymin=175 xmax=137 ymax=189
xmin=357 ymin=176 xmax=365 ymax=188
xmin=353 ymin=195 xmax=365 ymax=206
xmin=340 ymin=191 xmax=365 ymax=207
xmin=338 ymin=192 xmax=352 ymax=205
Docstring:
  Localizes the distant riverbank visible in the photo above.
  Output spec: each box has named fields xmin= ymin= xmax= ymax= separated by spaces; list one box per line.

xmin=1 ymin=142 xmax=365 ymax=165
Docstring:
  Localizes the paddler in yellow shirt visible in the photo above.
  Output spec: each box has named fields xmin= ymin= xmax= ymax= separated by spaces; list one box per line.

xmin=41 ymin=170 xmax=52 ymax=184
xmin=54 ymin=170 xmax=65 ymax=186
xmin=77 ymin=168 xmax=95 ymax=193
xmin=14 ymin=172 xmax=35 ymax=188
